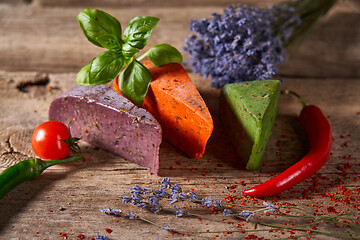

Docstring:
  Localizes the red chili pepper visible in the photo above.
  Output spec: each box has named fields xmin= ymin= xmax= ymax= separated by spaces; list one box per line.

xmin=244 ymin=92 xmax=332 ymax=197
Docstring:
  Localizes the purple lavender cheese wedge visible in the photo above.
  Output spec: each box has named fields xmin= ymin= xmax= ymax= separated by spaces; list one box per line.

xmin=49 ymin=85 xmax=162 ymax=174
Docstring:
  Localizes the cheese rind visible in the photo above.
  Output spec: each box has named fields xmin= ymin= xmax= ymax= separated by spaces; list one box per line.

xmin=219 ymin=80 xmax=280 ymax=170
xmin=49 ymin=85 xmax=162 ymax=174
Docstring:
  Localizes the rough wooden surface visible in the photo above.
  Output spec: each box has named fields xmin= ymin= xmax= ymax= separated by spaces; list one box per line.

xmin=0 ymin=1 xmax=359 ymax=239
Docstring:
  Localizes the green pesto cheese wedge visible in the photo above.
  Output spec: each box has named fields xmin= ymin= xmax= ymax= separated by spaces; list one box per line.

xmin=219 ymin=80 xmax=281 ymax=170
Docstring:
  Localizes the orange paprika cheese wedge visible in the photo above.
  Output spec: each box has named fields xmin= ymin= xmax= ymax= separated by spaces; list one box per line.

xmin=114 ymin=60 xmax=213 ymax=159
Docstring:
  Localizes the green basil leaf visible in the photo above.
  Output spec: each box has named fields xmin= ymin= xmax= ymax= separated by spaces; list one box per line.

xmin=76 ymin=64 xmax=91 ymax=85
xmin=122 ymin=42 xmax=140 ymax=59
xmin=123 ymin=16 xmax=159 ymax=50
xmin=96 ymin=34 xmax=122 ymax=51
xmin=88 ymin=51 xmax=124 ymax=85
xmin=119 ymin=59 xmax=151 ymax=107
xmin=77 ymin=8 xmax=122 ymax=48
xmin=147 ymin=44 xmax=183 ymax=66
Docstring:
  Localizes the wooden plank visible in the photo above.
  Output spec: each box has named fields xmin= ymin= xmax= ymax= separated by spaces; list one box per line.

xmin=0 ymin=1 xmax=359 ymax=239
xmin=0 ymin=69 xmax=359 ymax=239
xmin=10 ymin=0 xmax=284 ymax=8
xmin=0 ymin=2 xmax=359 ymax=78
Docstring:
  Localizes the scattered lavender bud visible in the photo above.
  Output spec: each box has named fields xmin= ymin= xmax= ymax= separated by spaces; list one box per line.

xmin=178 ymin=192 xmax=188 ymax=201
xmin=127 ymin=212 xmax=137 ymax=220
xmin=137 ymin=200 xmax=148 ymax=209
xmin=154 ymin=188 xmax=168 ymax=198
xmin=130 ymin=185 xmax=143 ymax=195
xmin=223 ymin=208 xmax=234 ymax=216
xmin=202 ymin=197 xmax=214 ymax=208
xmin=239 ymin=210 xmax=254 ymax=221
xmin=121 ymin=196 xmax=131 ymax=203
xmin=161 ymin=177 xmax=171 ymax=189
xmin=110 ymin=208 xmax=122 ymax=216
xmin=149 ymin=201 xmax=162 ymax=214
xmin=169 ymin=194 xmax=179 ymax=205
xmin=99 ymin=208 xmax=111 ymax=215
xmin=95 ymin=233 xmax=110 ymax=240
xmin=189 ymin=191 xmax=198 ymax=199
xmin=263 ymin=202 xmax=279 ymax=214
xmin=174 ymin=206 xmax=187 ymax=217
xmin=161 ymin=225 xmax=172 ymax=231
xmin=214 ymin=200 xmax=223 ymax=210
xmin=131 ymin=194 xmax=142 ymax=205
xmin=142 ymin=188 xmax=151 ymax=194
xmin=171 ymin=183 xmax=182 ymax=194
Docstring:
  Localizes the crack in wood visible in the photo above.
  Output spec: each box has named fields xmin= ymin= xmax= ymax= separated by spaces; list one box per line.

xmin=3 ymin=135 xmax=30 ymax=159
xmin=16 ymin=73 xmax=50 ymax=93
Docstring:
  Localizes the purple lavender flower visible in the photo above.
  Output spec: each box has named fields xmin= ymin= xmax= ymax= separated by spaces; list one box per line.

xmin=154 ymin=188 xmax=168 ymax=198
xmin=263 ymin=202 xmax=279 ymax=214
xmin=161 ymin=225 xmax=172 ymax=231
xmin=178 ymin=192 xmax=188 ymax=201
xmin=169 ymin=194 xmax=179 ymax=205
xmin=202 ymin=196 xmax=214 ymax=208
xmin=184 ymin=4 xmax=298 ymax=88
xmin=99 ymin=208 xmax=111 ymax=215
xmin=137 ymin=200 xmax=148 ymax=209
xmin=130 ymin=194 xmax=142 ymax=205
xmin=127 ymin=212 xmax=137 ymax=220
xmin=223 ymin=208 xmax=234 ymax=216
xmin=130 ymin=185 xmax=144 ymax=195
xmin=121 ymin=196 xmax=131 ymax=203
xmin=110 ymin=208 xmax=122 ymax=216
xmin=142 ymin=188 xmax=151 ymax=194
xmin=171 ymin=183 xmax=182 ymax=194
xmin=174 ymin=206 xmax=187 ymax=217
xmin=161 ymin=177 xmax=171 ymax=189
xmin=214 ymin=200 xmax=222 ymax=210
xmin=239 ymin=210 xmax=254 ymax=221
xmin=95 ymin=233 xmax=110 ymax=240
xmin=189 ymin=191 xmax=198 ymax=199
xmin=99 ymin=208 xmax=122 ymax=216
xmin=149 ymin=201 xmax=161 ymax=214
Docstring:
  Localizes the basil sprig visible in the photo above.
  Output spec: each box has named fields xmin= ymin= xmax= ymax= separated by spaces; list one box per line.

xmin=76 ymin=8 xmax=183 ymax=107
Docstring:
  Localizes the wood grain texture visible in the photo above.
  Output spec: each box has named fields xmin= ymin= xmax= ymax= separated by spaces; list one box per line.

xmin=0 ymin=1 xmax=359 ymax=239
xmin=0 ymin=1 xmax=359 ymax=78
xmin=1 ymin=70 xmax=359 ymax=239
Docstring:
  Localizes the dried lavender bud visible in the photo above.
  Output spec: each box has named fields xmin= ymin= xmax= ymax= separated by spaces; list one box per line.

xmin=202 ymin=196 xmax=215 ymax=208
xmin=95 ymin=233 xmax=110 ymax=240
xmin=174 ymin=206 xmax=187 ymax=217
xmin=239 ymin=210 xmax=254 ymax=221
xmin=171 ymin=183 xmax=182 ymax=194
xmin=223 ymin=208 xmax=234 ymax=216
xmin=161 ymin=225 xmax=172 ymax=231
xmin=160 ymin=177 xmax=171 ymax=189
xmin=127 ymin=212 xmax=138 ymax=220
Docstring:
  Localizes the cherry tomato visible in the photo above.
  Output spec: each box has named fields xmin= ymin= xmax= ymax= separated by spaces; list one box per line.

xmin=31 ymin=121 xmax=70 ymax=160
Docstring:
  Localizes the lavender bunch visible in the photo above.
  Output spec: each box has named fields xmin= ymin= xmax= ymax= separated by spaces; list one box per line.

xmin=120 ymin=178 xmax=219 ymax=217
xmin=184 ymin=0 xmax=336 ymax=88
xmin=99 ymin=178 xmax=359 ymax=239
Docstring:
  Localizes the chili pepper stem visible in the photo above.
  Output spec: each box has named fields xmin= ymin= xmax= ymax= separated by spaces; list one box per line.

xmin=0 ymin=154 xmax=82 ymax=200
xmin=281 ymin=89 xmax=307 ymax=107
xmin=40 ymin=154 xmax=83 ymax=169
